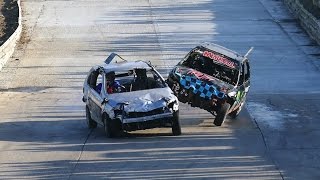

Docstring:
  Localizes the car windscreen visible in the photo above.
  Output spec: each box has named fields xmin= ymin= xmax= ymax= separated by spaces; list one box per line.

xmin=106 ymin=69 xmax=166 ymax=94
xmin=180 ymin=52 xmax=239 ymax=85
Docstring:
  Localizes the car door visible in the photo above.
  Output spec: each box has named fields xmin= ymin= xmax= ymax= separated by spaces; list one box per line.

xmin=235 ymin=60 xmax=250 ymax=106
xmin=87 ymin=70 xmax=104 ymax=122
xmin=242 ymin=60 xmax=250 ymax=100
xmin=230 ymin=61 xmax=248 ymax=112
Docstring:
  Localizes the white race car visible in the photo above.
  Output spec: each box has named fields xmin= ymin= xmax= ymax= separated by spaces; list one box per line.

xmin=82 ymin=53 xmax=181 ymax=137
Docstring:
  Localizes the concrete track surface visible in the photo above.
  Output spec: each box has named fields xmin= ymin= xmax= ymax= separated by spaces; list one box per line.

xmin=0 ymin=0 xmax=320 ymax=179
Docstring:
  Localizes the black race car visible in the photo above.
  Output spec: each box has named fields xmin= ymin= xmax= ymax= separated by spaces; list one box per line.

xmin=167 ymin=43 xmax=252 ymax=126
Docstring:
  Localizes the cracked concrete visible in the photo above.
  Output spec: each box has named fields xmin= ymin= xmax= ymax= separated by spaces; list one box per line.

xmin=68 ymin=129 xmax=93 ymax=180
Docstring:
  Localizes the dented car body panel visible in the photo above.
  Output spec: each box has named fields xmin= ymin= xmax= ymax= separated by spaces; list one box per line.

xmin=108 ymin=87 xmax=176 ymax=112
xmin=167 ymin=43 xmax=251 ymax=125
xmin=83 ymin=54 xmax=180 ymax=135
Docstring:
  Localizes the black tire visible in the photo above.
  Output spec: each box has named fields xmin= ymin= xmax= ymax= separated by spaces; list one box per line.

xmin=86 ymin=106 xmax=97 ymax=129
xmin=229 ymin=103 xmax=244 ymax=119
xmin=214 ymin=103 xmax=231 ymax=126
xmin=172 ymin=111 xmax=182 ymax=136
xmin=229 ymin=97 xmax=246 ymax=119
xmin=103 ymin=115 xmax=122 ymax=138
xmin=103 ymin=116 xmax=113 ymax=138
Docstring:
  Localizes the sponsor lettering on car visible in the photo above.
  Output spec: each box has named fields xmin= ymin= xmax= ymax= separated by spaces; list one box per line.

xmin=203 ymin=50 xmax=236 ymax=69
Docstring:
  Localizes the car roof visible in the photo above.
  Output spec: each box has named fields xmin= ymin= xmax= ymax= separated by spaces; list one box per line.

xmin=99 ymin=60 xmax=152 ymax=73
xmin=200 ymin=43 xmax=246 ymax=63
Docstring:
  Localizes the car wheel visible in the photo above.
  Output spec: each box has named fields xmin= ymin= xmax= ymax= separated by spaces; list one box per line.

xmin=229 ymin=103 xmax=244 ymax=119
xmin=103 ymin=115 xmax=122 ymax=138
xmin=229 ymin=97 xmax=246 ymax=119
xmin=103 ymin=116 xmax=113 ymax=138
xmin=86 ymin=106 xmax=97 ymax=129
xmin=214 ymin=103 xmax=231 ymax=126
xmin=172 ymin=110 xmax=182 ymax=136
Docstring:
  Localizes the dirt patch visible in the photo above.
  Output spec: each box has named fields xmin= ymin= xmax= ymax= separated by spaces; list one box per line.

xmin=0 ymin=0 xmax=19 ymax=46
xmin=0 ymin=0 xmax=5 ymax=39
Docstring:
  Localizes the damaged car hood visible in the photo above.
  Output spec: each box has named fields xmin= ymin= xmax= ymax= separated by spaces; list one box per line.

xmin=107 ymin=87 xmax=176 ymax=112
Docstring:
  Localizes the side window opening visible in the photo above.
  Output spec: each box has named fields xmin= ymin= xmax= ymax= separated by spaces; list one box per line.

xmin=105 ymin=71 xmax=120 ymax=94
xmin=88 ymin=69 xmax=103 ymax=95
xmin=238 ymin=63 xmax=245 ymax=85
xmin=95 ymin=74 xmax=103 ymax=94
xmin=87 ymin=73 xmax=92 ymax=86
xmin=89 ymin=70 xmax=98 ymax=88
xmin=244 ymin=61 xmax=250 ymax=82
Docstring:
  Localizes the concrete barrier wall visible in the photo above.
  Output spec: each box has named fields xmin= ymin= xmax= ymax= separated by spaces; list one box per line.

xmin=314 ymin=0 xmax=320 ymax=8
xmin=284 ymin=0 xmax=320 ymax=45
xmin=0 ymin=0 xmax=22 ymax=71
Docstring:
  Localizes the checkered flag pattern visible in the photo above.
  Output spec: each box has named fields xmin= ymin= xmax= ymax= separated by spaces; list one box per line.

xmin=179 ymin=75 xmax=225 ymax=99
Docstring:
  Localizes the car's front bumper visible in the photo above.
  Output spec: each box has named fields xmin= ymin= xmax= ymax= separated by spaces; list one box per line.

xmin=122 ymin=112 xmax=173 ymax=124
xmin=120 ymin=112 xmax=175 ymax=131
